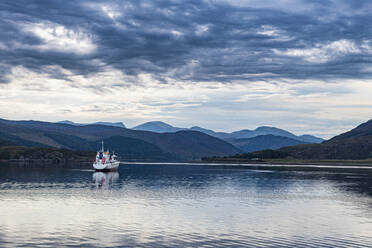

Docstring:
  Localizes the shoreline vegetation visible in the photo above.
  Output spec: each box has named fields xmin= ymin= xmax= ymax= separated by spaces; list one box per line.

xmin=200 ymin=149 xmax=372 ymax=167
xmin=200 ymin=157 xmax=372 ymax=167
xmin=1 ymin=145 xmax=372 ymax=168
xmin=0 ymin=146 xmax=95 ymax=166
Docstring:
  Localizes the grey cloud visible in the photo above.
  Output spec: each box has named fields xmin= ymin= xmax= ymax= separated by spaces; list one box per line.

xmin=1 ymin=0 xmax=372 ymax=83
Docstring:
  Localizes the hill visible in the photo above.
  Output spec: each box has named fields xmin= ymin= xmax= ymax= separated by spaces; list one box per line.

xmin=297 ymin=134 xmax=324 ymax=143
xmin=217 ymin=118 xmax=372 ymax=161
xmin=0 ymin=118 xmax=239 ymax=161
xmin=230 ymin=126 xmax=298 ymax=139
xmin=326 ymin=119 xmax=372 ymax=142
xmin=57 ymin=120 xmax=126 ymax=128
xmin=278 ymin=119 xmax=372 ymax=160
xmin=227 ymin=135 xmax=310 ymax=153
xmin=132 ymin=121 xmax=182 ymax=133
xmin=94 ymin=122 xmax=126 ymax=128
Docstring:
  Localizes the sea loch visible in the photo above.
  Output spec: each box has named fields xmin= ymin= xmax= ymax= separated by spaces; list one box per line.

xmin=0 ymin=163 xmax=371 ymax=247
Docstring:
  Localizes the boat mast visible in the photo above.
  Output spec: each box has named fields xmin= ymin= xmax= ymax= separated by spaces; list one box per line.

xmin=101 ymin=141 xmax=104 ymax=152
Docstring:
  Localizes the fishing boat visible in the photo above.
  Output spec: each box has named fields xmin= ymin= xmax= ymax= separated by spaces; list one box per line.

xmin=93 ymin=141 xmax=120 ymax=171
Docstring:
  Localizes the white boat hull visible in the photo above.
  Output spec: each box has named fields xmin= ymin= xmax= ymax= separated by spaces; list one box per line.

xmin=93 ymin=161 xmax=120 ymax=171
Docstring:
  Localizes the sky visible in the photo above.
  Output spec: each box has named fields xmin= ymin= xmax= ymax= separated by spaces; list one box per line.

xmin=1 ymin=0 xmax=372 ymax=138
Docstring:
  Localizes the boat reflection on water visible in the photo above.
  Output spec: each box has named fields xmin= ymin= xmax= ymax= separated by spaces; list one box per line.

xmin=92 ymin=171 xmax=119 ymax=188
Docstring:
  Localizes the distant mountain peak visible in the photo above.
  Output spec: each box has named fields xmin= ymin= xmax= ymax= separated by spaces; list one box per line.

xmin=133 ymin=121 xmax=181 ymax=133
xmin=58 ymin=120 xmax=76 ymax=125
xmin=255 ymin=126 xmax=282 ymax=131
xmin=57 ymin=120 xmax=81 ymax=126
xmin=141 ymin=121 xmax=173 ymax=127
xmin=57 ymin=120 xmax=126 ymax=128
xmin=190 ymin=126 xmax=211 ymax=131
xmin=190 ymin=125 xmax=202 ymax=129
xmin=93 ymin=122 xmax=126 ymax=128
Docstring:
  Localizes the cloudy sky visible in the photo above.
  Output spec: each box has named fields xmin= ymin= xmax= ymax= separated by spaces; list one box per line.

xmin=1 ymin=0 xmax=372 ymax=138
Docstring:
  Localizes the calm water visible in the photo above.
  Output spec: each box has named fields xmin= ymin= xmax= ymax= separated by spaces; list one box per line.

xmin=0 ymin=163 xmax=372 ymax=247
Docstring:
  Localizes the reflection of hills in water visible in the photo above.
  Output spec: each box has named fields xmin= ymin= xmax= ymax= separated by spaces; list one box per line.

xmin=93 ymin=171 xmax=119 ymax=188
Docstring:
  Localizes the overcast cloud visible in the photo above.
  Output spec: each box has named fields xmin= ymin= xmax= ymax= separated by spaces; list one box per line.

xmin=1 ymin=0 xmax=372 ymax=138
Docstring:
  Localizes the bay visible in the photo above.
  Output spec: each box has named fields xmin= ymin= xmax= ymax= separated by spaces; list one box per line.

xmin=0 ymin=163 xmax=371 ymax=247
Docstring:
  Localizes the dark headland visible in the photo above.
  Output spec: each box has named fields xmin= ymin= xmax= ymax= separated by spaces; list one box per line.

xmin=202 ymin=119 xmax=372 ymax=166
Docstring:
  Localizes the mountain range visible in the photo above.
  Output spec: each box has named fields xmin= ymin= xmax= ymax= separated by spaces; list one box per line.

xmin=0 ymin=118 xmax=239 ymax=161
xmin=52 ymin=120 xmax=324 ymax=153
xmin=132 ymin=121 xmax=323 ymax=152
xmin=2 ymin=117 xmax=372 ymax=161
xmin=133 ymin=121 xmax=322 ymax=141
